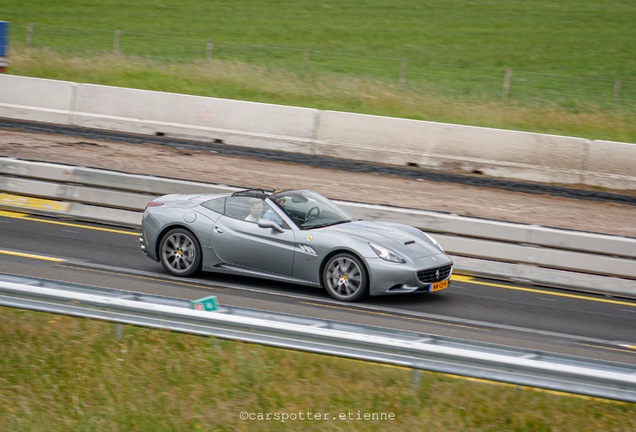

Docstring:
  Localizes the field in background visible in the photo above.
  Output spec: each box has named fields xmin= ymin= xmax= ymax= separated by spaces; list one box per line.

xmin=2 ymin=0 xmax=636 ymax=142
xmin=1 ymin=307 xmax=635 ymax=431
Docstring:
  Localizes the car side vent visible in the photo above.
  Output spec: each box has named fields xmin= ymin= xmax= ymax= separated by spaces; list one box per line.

xmin=298 ymin=244 xmax=317 ymax=256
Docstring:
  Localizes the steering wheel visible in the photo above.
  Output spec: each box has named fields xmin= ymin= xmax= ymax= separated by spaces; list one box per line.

xmin=304 ymin=206 xmax=321 ymax=222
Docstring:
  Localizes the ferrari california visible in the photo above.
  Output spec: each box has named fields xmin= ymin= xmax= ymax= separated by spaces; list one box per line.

xmin=140 ymin=189 xmax=452 ymax=301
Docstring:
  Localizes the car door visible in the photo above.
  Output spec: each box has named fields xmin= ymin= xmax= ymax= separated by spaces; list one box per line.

xmin=211 ymin=196 xmax=296 ymax=276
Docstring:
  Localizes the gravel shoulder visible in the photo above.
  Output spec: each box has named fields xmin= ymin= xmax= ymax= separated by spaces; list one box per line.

xmin=1 ymin=129 xmax=634 ymax=237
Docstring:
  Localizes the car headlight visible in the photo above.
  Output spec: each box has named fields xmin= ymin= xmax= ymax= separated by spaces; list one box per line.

xmin=369 ymin=242 xmax=405 ymax=263
xmin=423 ymin=233 xmax=444 ymax=252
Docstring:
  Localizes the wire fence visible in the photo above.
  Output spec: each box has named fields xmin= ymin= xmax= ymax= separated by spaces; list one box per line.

xmin=10 ymin=23 xmax=636 ymax=109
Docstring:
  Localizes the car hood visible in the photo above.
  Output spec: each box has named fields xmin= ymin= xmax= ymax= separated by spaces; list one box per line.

xmin=325 ymin=220 xmax=442 ymax=259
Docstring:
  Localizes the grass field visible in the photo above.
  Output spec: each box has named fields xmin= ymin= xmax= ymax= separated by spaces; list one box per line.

xmin=2 ymin=0 xmax=636 ymax=142
xmin=2 ymin=307 xmax=635 ymax=432
xmin=3 ymin=0 xmax=635 ymax=75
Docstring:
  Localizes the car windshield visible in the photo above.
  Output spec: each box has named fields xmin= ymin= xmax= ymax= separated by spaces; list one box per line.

xmin=268 ymin=190 xmax=356 ymax=230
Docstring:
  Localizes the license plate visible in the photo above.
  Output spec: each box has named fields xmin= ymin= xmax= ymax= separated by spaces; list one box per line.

xmin=430 ymin=280 xmax=449 ymax=292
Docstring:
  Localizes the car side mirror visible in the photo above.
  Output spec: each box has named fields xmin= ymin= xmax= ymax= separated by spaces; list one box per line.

xmin=258 ymin=218 xmax=284 ymax=233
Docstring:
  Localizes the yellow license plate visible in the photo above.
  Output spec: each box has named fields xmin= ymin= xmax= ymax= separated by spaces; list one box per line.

xmin=431 ymin=280 xmax=449 ymax=292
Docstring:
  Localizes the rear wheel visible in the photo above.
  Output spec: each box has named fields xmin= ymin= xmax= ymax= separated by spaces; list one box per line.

xmin=159 ymin=228 xmax=202 ymax=277
xmin=322 ymin=253 xmax=368 ymax=301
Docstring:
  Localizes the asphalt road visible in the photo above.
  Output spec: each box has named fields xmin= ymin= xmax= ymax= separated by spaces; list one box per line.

xmin=2 ymin=210 xmax=636 ymax=366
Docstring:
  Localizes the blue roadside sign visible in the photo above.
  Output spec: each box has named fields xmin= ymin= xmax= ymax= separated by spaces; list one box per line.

xmin=0 ymin=21 xmax=8 ymax=72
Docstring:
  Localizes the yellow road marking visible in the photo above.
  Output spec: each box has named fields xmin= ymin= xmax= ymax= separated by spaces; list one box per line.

xmin=0 ymin=249 xmax=65 ymax=262
xmin=451 ymin=274 xmax=475 ymax=282
xmin=0 ymin=209 xmax=137 ymax=236
xmin=577 ymin=343 xmax=636 ymax=355
xmin=22 ymin=216 xmax=137 ymax=236
xmin=452 ymin=274 xmax=636 ymax=308
xmin=0 ymin=210 xmax=29 ymax=218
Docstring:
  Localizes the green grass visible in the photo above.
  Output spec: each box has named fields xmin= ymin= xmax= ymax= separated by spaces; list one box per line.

xmin=3 ymin=0 xmax=635 ymax=75
xmin=1 ymin=0 xmax=636 ymax=142
xmin=1 ymin=307 xmax=635 ymax=431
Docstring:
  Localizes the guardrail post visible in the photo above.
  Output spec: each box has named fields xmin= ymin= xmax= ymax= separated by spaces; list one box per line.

xmin=412 ymin=368 xmax=421 ymax=388
xmin=400 ymin=58 xmax=408 ymax=88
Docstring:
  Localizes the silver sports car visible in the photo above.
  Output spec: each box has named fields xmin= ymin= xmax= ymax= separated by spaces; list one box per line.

xmin=140 ymin=189 xmax=453 ymax=301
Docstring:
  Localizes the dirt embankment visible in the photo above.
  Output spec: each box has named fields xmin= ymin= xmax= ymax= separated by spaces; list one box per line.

xmin=1 ymin=129 xmax=634 ymax=237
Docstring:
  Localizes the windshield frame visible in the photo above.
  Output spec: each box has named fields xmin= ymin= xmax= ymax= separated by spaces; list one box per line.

xmin=267 ymin=190 xmax=356 ymax=230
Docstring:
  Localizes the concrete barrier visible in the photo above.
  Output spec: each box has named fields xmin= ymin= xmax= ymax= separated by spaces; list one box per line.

xmin=585 ymin=140 xmax=636 ymax=189
xmin=0 ymin=75 xmax=75 ymax=124
xmin=1 ymin=74 xmax=635 ymax=189
xmin=315 ymin=111 xmax=591 ymax=184
xmin=72 ymin=84 xmax=320 ymax=153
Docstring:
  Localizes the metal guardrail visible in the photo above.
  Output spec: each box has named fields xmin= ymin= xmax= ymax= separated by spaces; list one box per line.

xmin=1 ymin=273 xmax=635 ymax=403
xmin=1 ymin=156 xmax=635 ymax=297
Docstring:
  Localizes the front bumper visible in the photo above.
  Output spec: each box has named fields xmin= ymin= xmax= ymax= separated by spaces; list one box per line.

xmin=367 ymin=253 xmax=453 ymax=296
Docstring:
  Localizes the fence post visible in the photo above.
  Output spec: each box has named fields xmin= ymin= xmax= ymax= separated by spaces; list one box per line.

xmin=412 ymin=368 xmax=421 ymax=388
xmin=400 ymin=58 xmax=408 ymax=87
xmin=206 ymin=39 xmax=213 ymax=64
xmin=502 ymin=67 xmax=513 ymax=101
xmin=114 ymin=29 xmax=121 ymax=56
xmin=27 ymin=23 xmax=34 ymax=48
xmin=303 ymin=49 xmax=312 ymax=77
xmin=613 ymin=79 xmax=622 ymax=104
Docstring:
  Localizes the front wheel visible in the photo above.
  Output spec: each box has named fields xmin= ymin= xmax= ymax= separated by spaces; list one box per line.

xmin=159 ymin=228 xmax=202 ymax=277
xmin=322 ymin=253 xmax=368 ymax=302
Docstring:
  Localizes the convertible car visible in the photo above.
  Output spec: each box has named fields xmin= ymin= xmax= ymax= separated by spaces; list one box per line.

xmin=140 ymin=189 xmax=453 ymax=301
